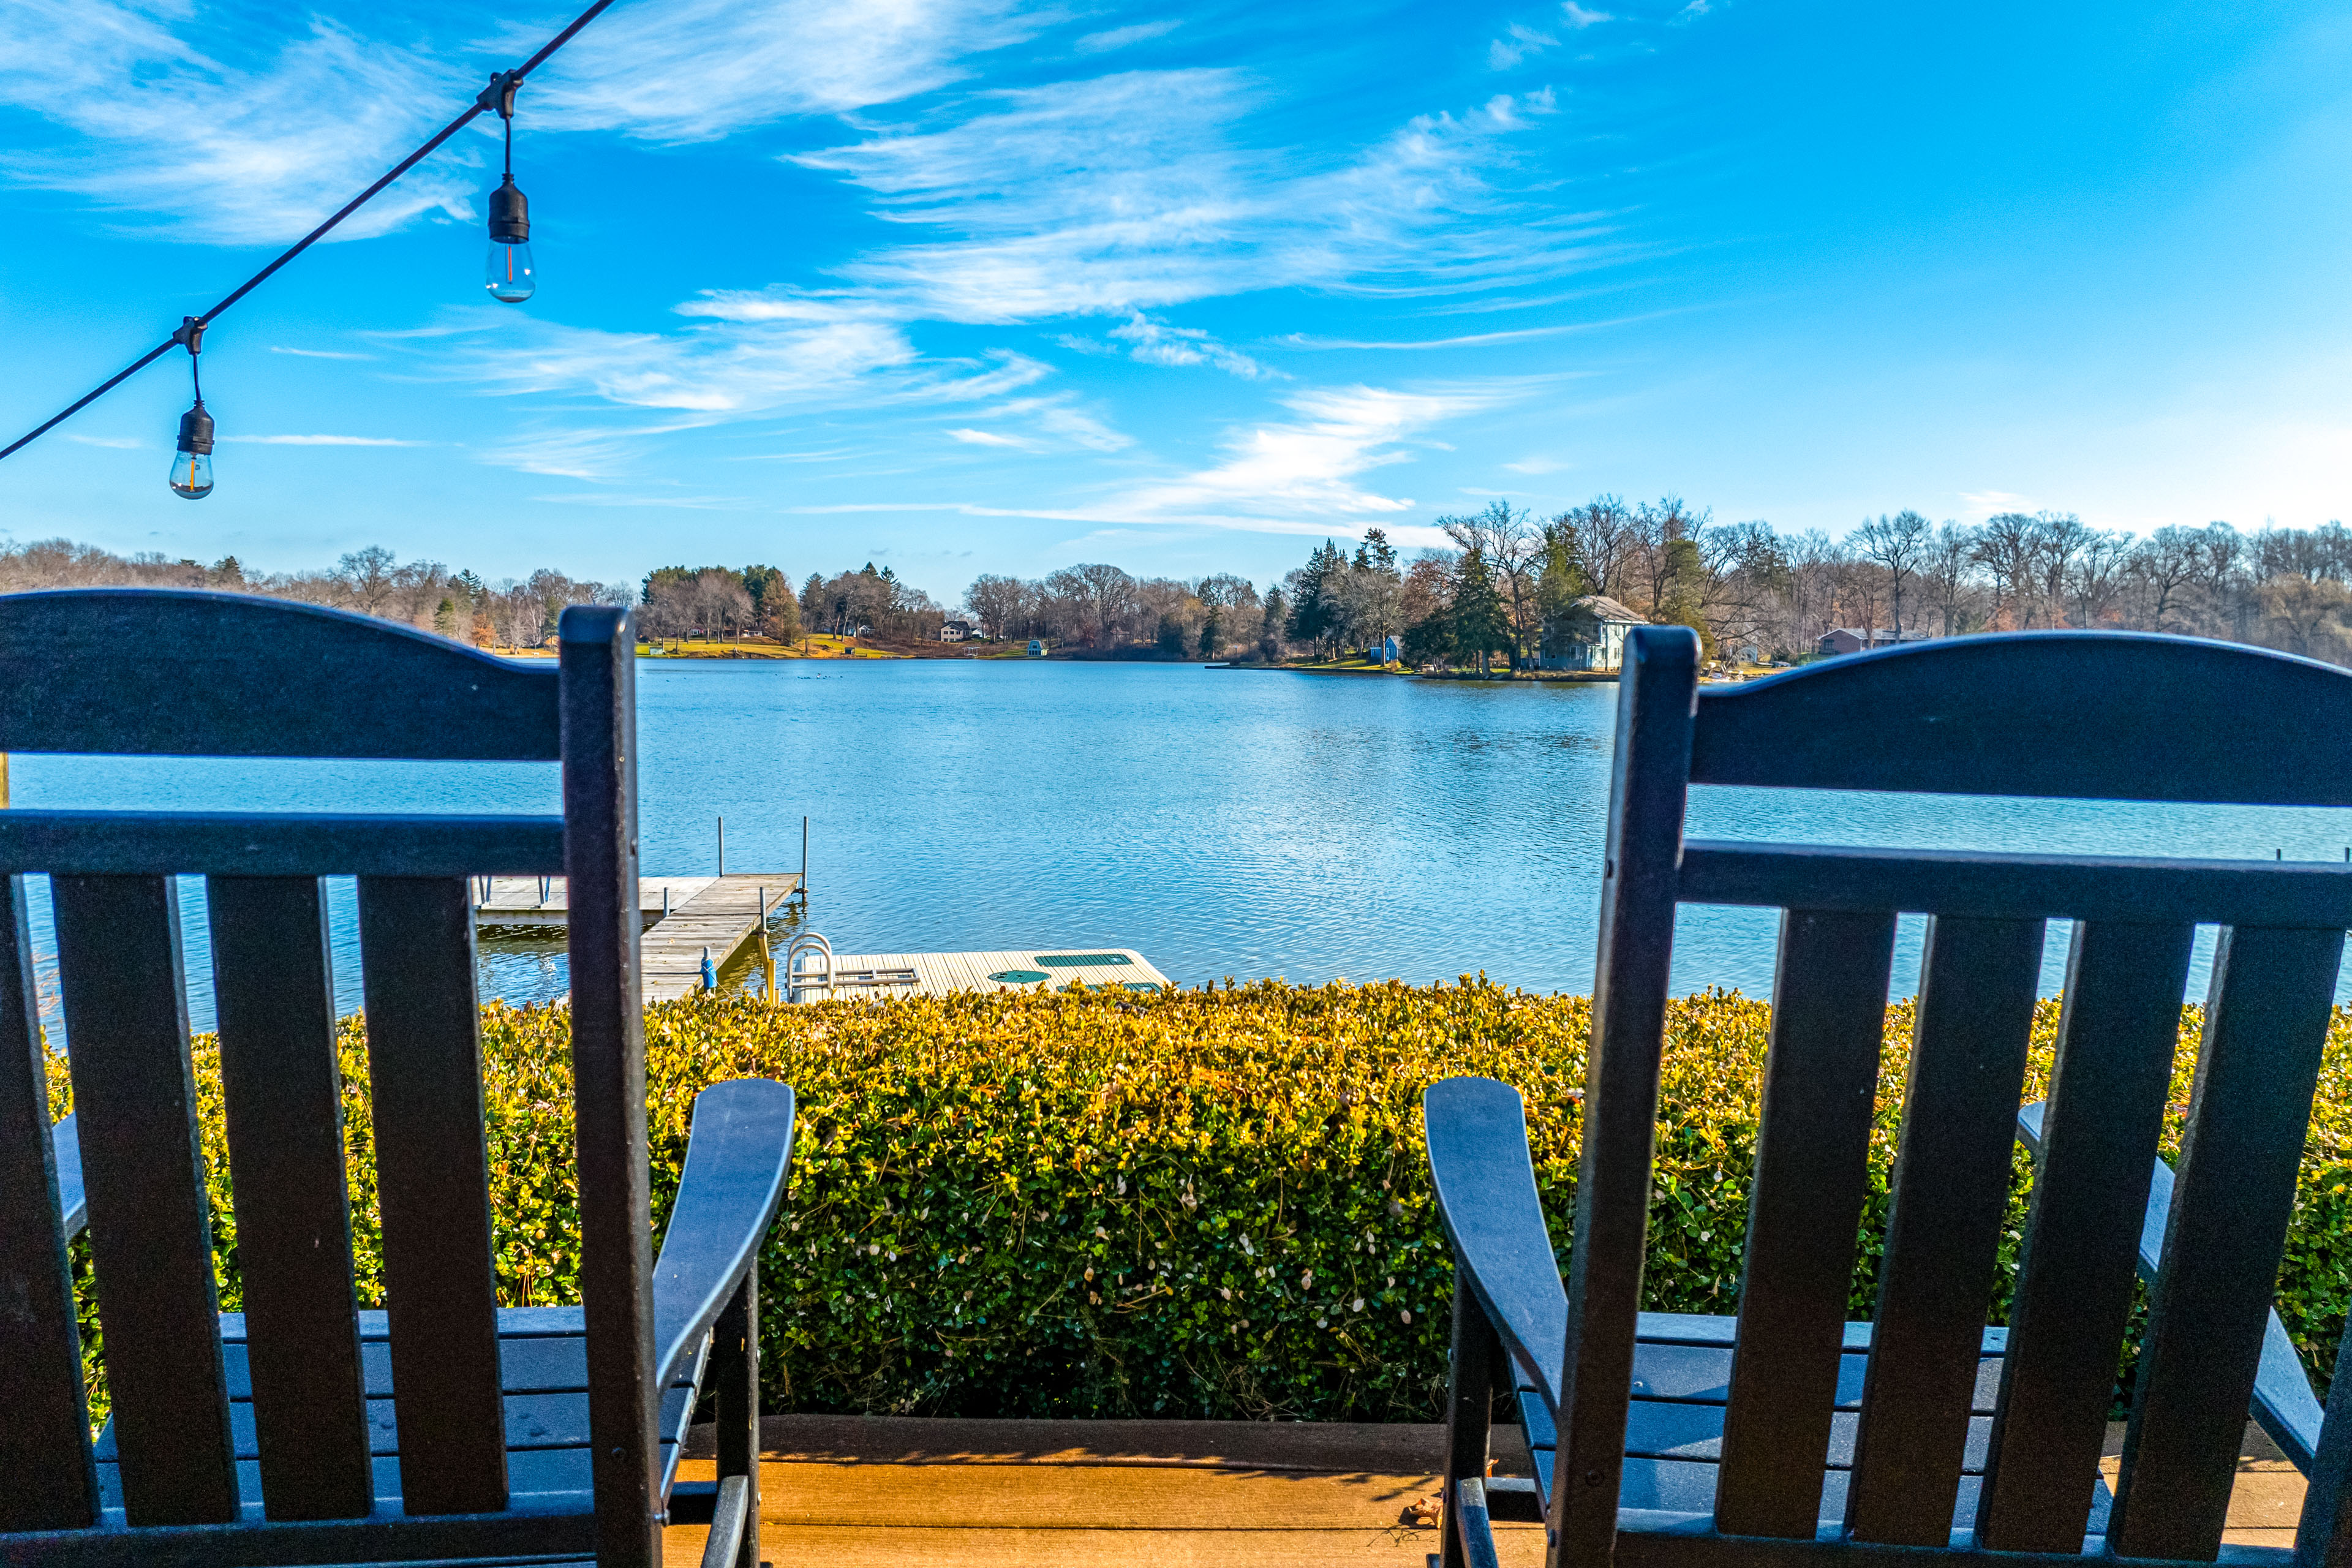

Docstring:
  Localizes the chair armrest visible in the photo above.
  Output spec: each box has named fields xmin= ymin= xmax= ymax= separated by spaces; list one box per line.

xmin=652 ymin=1079 xmax=796 ymax=1395
xmin=53 ymin=1113 xmax=86 ymax=1241
xmin=1424 ymin=1077 xmax=1569 ymax=1413
xmin=1451 ymin=1478 xmax=1507 ymax=1568
xmin=2018 ymin=1100 xmax=2325 ymax=1472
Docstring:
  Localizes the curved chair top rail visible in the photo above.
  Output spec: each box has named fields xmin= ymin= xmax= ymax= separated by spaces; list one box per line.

xmin=1691 ymin=631 xmax=2352 ymax=807
xmin=0 ymin=589 xmax=560 ymax=761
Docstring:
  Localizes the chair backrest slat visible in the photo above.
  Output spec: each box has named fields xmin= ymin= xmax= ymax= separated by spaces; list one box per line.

xmin=0 ymin=875 xmax=97 ymax=1531
xmin=2108 ymin=925 xmax=2344 ymax=1560
xmin=1975 ymin=919 xmax=2195 ymax=1551
xmin=1553 ymin=630 xmax=1700 ymax=1568
xmin=1715 ymin=908 xmax=1896 ymax=1538
xmin=1844 ymin=915 xmax=2044 ymax=1545
xmin=2296 ymin=1316 xmax=2352 ymax=1568
xmin=356 ymin=876 xmax=508 ymax=1517
xmin=51 ymin=873 xmax=240 ymax=1526
xmin=208 ymin=875 xmax=374 ymax=1522
xmin=557 ymin=620 xmax=665 ymax=1568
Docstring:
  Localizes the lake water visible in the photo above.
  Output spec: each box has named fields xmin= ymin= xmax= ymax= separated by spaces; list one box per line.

xmin=18 ymin=658 xmax=2352 ymax=1041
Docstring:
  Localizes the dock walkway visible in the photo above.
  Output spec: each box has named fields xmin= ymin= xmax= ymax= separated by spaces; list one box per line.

xmin=473 ymin=873 xmax=800 ymax=1002
xmin=785 ymin=947 xmax=1169 ymax=1003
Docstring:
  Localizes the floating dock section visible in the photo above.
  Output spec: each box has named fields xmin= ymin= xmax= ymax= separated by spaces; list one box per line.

xmin=785 ymin=947 xmax=1169 ymax=1003
xmin=473 ymin=873 xmax=801 ymax=1002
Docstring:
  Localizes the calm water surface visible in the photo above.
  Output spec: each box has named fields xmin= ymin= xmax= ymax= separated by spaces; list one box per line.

xmin=20 ymin=659 xmax=2352 ymax=1039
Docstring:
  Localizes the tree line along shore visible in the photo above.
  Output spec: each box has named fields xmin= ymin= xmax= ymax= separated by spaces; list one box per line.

xmin=11 ymin=494 xmax=2352 ymax=668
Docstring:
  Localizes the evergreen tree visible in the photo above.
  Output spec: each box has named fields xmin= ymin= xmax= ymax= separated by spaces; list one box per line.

xmin=1536 ymin=524 xmax=1593 ymax=663
xmin=1452 ymin=547 xmax=1512 ymax=676
xmin=1401 ymin=605 xmax=1455 ymax=667
xmin=1260 ymin=587 xmax=1290 ymax=660
xmin=739 ymin=564 xmax=788 ymax=629
xmin=1198 ymin=606 xmax=1223 ymax=658
xmin=1656 ymin=536 xmax=1713 ymax=657
xmin=1284 ymin=540 xmax=1345 ymax=655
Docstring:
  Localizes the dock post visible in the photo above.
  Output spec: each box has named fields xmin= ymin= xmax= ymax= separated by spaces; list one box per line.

xmin=801 ymin=815 xmax=809 ymax=910
xmin=761 ymin=931 xmax=777 ymax=1007
xmin=717 ymin=815 xmax=725 ymax=876
xmin=700 ymin=946 xmax=716 ymax=992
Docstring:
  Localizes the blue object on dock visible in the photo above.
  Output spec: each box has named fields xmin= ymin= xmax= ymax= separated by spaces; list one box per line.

xmin=700 ymin=946 xmax=716 ymax=991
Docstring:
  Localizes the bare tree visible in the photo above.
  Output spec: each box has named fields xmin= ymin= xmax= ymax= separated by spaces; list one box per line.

xmin=2127 ymin=526 xmax=2207 ymax=631
xmin=1854 ymin=511 xmax=1931 ymax=635
xmin=1920 ymin=522 xmax=1978 ymax=636
xmin=964 ymin=573 xmax=1025 ymax=640
xmin=1556 ymin=495 xmax=1636 ymax=602
xmin=337 ymin=546 xmax=399 ymax=616
xmin=2067 ymin=529 xmax=2135 ymax=628
xmin=1970 ymin=514 xmax=2040 ymax=628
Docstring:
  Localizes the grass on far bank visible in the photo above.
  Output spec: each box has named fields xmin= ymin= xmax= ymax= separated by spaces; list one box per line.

xmin=635 ymin=633 xmax=904 ymax=660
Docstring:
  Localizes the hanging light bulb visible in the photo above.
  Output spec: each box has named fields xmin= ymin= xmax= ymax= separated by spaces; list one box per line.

xmin=482 ymin=72 xmax=535 ymax=303
xmin=168 ymin=316 xmax=214 ymax=500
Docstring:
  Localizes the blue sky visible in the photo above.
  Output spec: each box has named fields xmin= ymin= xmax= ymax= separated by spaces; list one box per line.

xmin=2 ymin=1 xmax=2348 ymax=602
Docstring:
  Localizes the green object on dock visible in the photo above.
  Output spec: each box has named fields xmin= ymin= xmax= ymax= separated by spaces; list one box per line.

xmin=1035 ymin=952 xmax=1125 ymax=967
xmin=1123 ymin=981 xmax=1162 ymax=993
xmin=989 ymin=968 xmax=1050 ymax=984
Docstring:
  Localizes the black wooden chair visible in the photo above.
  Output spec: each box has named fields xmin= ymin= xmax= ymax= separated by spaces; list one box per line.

xmin=0 ymin=589 xmax=796 ymax=1568
xmin=1424 ymin=625 xmax=2352 ymax=1568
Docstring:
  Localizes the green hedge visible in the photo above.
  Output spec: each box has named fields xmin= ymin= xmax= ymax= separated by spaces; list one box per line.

xmin=47 ymin=981 xmax=2352 ymax=1425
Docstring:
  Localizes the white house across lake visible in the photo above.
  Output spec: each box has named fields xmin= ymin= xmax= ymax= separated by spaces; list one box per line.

xmin=1539 ymin=594 xmax=1648 ymax=672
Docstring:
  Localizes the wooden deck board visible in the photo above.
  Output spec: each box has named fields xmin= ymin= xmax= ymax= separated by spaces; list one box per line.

xmin=657 ymin=1416 xmax=2305 ymax=1567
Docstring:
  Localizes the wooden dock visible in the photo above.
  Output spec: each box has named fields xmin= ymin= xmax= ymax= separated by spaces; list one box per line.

xmin=785 ymin=947 xmax=1169 ymax=1003
xmin=473 ymin=873 xmax=801 ymax=1002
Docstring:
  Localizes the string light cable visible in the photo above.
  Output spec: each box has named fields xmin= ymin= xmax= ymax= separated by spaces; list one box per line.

xmin=0 ymin=0 xmax=616 ymax=466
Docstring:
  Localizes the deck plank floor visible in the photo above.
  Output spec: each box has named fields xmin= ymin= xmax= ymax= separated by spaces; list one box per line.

xmin=661 ymin=1415 xmax=2305 ymax=1567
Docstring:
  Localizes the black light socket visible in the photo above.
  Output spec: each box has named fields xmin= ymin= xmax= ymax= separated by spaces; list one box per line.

xmin=489 ymin=176 xmax=530 ymax=244
xmin=177 ymin=400 xmax=214 ymax=456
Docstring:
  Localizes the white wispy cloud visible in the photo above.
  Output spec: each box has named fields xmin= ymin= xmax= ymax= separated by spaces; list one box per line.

xmin=62 ymin=432 xmax=141 ymax=448
xmin=1076 ymin=18 xmax=1183 ymax=53
xmin=1097 ymin=382 xmax=1525 ymax=531
xmin=1504 ymin=455 xmax=1567 ymax=474
xmin=794 ymin=75 xmax=1572 ymax=323
xmin=1278 ymin=324 xmax=1582 ymax=350
xmin=1490 ymin=23 xmax=1556 ymax=69
xmin=775 ymin=380 xmax=1520 ymax=541
xmin=1562 ymin=3 xmax=1613 ymax=27
xmin=270 ymin=345 xmax=375 ymax=360
xmin=526 ymin=491 xmax=756 ymax=508
xmin=1058 ymin=312 xmax=1273 ymax=377
xmin=948 ymin=427 xmax=1041 ymax=449
xmin=221 ymin=434 xmax=424 ymax=446
xmin=1960 ymin=489 xmax=2041 ymax=518
xmin=0 ymin=0 xmax=1046 ymax=238
xmin=522 ymin=0 xmax=1042 ymax=142
xmin=0 ymin=1 xmax=474 ymax=243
